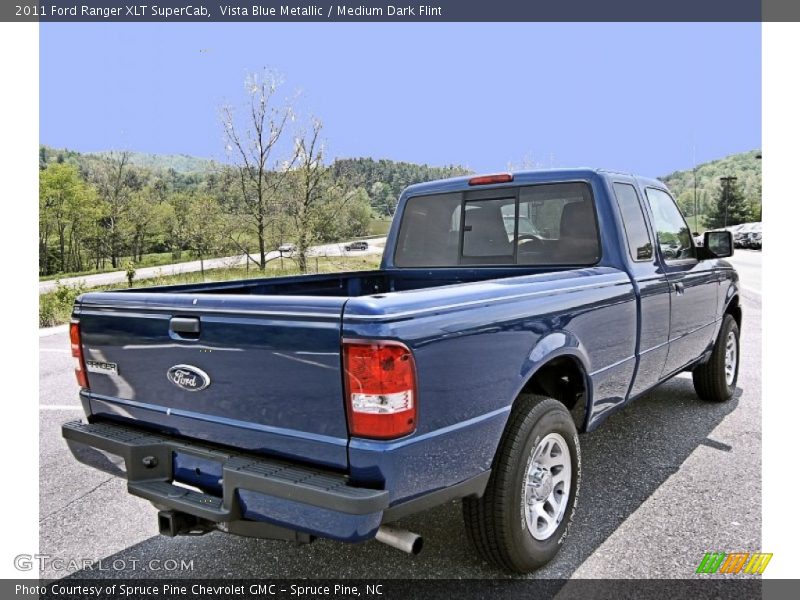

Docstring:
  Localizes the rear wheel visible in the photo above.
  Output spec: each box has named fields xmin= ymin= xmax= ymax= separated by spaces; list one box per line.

xmin=692 ymin=313 xmax=739 ymax=402
xmin=463 ymin=395 xmax=580 ymax=573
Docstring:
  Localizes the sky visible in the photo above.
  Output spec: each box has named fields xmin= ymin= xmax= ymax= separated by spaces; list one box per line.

xmin=40 ymin=22 xmax=761 ymax=176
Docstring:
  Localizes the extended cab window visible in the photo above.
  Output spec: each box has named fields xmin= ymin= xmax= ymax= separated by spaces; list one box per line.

xmin=645 ymin=187 xmax=696 ymax=261
xmin=613 ymin=183 xmax=653 ymax=261
xmin=393 ymin=192 xmax=462 ymax=267
xmin=394 ymin=182 xmax=600 ymax=267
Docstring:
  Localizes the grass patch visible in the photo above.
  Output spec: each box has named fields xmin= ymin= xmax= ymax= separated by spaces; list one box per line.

xmin=40 ymin=251 xmax=192 ymax=281
xmin=368 ymin=219 xmax=392 ymax=236
xmin=39 ymin=255 xmax=382 ymax=328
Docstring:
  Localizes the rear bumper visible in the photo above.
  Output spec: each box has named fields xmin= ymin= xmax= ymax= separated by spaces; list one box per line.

xmin=61 ymin=420 xmax=388 ymax=542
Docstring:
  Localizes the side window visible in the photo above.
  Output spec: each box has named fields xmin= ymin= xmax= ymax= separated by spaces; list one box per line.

xmin=517 ymin=182 xmax=600 ymax=266
xmin=395 ymin=192 xmax=462 ymax=267
xmin=612 ymin=183 xmax=653 ymax=261
xmin=645 ymin=187 xmax=696 ymax=261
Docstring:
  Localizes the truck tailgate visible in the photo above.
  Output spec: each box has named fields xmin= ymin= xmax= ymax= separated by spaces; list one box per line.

xmin=74 ymin=292 xmax=350 ymax=469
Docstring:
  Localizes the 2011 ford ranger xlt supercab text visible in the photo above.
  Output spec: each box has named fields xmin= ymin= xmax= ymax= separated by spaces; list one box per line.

xmin=62 ymin=169 xmax=740 ymax=573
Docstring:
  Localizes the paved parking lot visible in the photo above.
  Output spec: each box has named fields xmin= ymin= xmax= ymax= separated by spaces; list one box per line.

xmin=38 ymin=251 xmax=761 ymax=580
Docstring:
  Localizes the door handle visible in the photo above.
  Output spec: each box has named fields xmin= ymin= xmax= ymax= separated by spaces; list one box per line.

xmin=169 ymin=317 xmax=200 ymax=339
xmin=673 ymin=282 xmax=685 ymax=295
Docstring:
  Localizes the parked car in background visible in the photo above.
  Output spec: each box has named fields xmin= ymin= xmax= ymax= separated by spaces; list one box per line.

xmin=743 ymin=223 xmax=762 ymax=250
xmin=278 ymin=243 xmax=296 ymax=254
xmin=729 ymin=224 xmax=746 ymax=248
xmin=732 ymin=223 xmax=758 ymax=249
xmin=344 ymin=241 xmax=369 ymax=251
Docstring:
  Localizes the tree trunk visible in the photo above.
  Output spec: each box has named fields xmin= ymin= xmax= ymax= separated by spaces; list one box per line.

xmin=257 ymin=216 xmax=267 ymax=270
xmin=58 ymin=225 xmax=67 ymax=273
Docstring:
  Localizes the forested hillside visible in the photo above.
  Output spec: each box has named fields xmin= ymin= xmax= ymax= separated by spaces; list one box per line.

xmin=660 ymin=150 xmax=762 ymax=227
xmin=39 ymin=142 xmax=760 ymax=278
xmin=330 ymin=158 xmax=470 ymax=216
xmin=38 ymin=145 xmax=471 ymax=277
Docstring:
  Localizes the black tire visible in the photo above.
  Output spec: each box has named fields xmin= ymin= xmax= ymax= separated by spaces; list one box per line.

xmin=692 ymin=313 xmax=739 ymax=402
xmin=463 ymin=395 xmax=580 ymax=573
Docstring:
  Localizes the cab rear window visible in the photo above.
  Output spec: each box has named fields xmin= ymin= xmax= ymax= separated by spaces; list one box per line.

xmin=393 ymin=182 xmax=600 ymax=267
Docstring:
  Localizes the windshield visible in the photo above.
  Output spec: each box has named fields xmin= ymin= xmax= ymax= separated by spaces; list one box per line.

xmin=393 ymin=182 xmax=600 ymax=267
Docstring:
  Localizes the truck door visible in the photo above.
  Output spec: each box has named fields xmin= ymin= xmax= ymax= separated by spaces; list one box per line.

xmin=610 ymin=182 xmax=671 ymax=397
xmin=643 ymin=187 xmax=718 ymax=377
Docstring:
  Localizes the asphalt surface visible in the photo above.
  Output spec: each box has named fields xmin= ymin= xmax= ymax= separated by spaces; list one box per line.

xmin=39 ymin=239 xmax=386 ymax=294
xmin=38 ymin=251 xmax=761 ymax=580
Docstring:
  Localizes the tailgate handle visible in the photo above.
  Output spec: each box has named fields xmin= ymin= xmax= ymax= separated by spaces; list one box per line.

xmin=170 ymin=317 xmax=200 ymax=337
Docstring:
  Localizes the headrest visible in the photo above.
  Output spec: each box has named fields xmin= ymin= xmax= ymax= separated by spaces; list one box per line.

xmin=560 ymin=201 xmax=596 ymax=239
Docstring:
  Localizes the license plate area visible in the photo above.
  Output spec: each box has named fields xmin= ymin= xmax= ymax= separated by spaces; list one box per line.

xmin=172 ymin=451 xmax=224 ymax=495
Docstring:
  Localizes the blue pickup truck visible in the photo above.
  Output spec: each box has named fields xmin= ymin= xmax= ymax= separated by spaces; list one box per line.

xmin=63 ymin=169 xmax=739 ymax=573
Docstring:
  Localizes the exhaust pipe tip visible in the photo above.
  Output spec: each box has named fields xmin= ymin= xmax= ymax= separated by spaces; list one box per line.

xmin=375 ymin=525 xmax=424 ymax=555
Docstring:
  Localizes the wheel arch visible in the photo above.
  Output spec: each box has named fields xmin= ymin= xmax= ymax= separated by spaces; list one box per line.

xmin=514 ymin=350 xmax=592 ymax=433
xmin=725 ymin=294 xmax=742 ymax=330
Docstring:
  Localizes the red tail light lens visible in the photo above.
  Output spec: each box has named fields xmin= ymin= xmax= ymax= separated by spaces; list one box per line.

xmin=343 ymin=340 xmax=417 ymax=439
xmin=468 ymin=173 xmax=513 ymax=186
xmin=69 ymin=321 xmax=89 ymax=389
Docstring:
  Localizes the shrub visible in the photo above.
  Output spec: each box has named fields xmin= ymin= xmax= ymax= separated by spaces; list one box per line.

xmin=39 ymin=281 xmax=89 ymax=328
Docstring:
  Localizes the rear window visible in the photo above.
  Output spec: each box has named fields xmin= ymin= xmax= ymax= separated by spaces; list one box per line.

xmin=394 ymin=182 xmax=600 ymax=267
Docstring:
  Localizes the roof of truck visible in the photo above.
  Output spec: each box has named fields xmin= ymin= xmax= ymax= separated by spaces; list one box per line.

xmin=402 ymin=168 xmax=668 ymax=197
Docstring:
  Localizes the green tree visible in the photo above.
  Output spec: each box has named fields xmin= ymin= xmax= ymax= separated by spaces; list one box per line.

xmin=39 ymin=163 xmax=96 ymax=274
xmin=338 ymin=187 xmax=373 ymax=238
xmin=91 ymin=151 xmax=135 ymax=268
xmin=163 ymin=192 xmax=193 ymax=259
xmin=186 ymin=196 xmax=226 ymax=277
xmin=704 ymin=177 xmax=751 ymax=229
xmin=127 ymin=185 xmax=170 ymax=262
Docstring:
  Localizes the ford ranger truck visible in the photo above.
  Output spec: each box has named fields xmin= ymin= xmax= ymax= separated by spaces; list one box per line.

xmin=62 ymin=169 xmax=740 ymax=573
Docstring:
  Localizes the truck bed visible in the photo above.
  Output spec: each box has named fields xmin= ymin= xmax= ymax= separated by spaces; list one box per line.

xmin=119 ymin=267 xmax=571 ymax=298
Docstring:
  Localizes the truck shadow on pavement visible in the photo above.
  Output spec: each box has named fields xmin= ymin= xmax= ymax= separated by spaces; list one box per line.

xmin=64 ymin=377 xmax=740 ymax=580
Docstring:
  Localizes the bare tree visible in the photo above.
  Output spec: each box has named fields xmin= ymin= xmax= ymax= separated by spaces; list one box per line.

xmin=221 ymin=70 xmax=299 ymax=270
xmin=506 ymin=152 xmax=549 ymax=172
xmin=286 ymin=118 xmax=325 ymax=273
xmin=287 ymin=118 xmax=365 ymax=273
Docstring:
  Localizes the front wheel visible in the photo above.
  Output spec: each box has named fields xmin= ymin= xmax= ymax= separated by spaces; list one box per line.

xmin=463 ymin=395 xmax=580 ymax=573
xmin=692 ymin=313 xmax=740 ymax=402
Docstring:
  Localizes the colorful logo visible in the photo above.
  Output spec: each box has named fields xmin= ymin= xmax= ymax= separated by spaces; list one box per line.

xmin=696 ymin=552 xmax=772 ymax=575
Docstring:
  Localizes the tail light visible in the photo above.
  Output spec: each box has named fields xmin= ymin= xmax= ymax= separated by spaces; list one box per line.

xmin=70 ymin=320 xmax=89 ymax=389
xmin=343 ymin=340 xmax=417 ymax=439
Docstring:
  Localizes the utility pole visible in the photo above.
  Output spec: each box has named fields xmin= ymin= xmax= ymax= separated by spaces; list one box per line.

xmin=720 ymin=176 xmax=738 ymax=228
xmin=693 ymin=145 xmax=698 ymax=232
xmin=693 ymin=164 xmax=699 ymax=233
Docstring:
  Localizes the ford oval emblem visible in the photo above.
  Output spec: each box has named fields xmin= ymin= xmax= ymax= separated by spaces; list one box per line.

xmin=167 ymin=364 xmax=211 ymax=392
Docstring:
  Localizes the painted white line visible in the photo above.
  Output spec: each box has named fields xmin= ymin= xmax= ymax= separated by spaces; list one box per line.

xmin=39 ymin=405 xmax=83 ymax=411
xmin=39 ymin=324 xmax=69 ymax=337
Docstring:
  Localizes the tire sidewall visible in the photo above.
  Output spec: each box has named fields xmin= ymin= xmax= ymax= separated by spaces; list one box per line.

xmin=720 ymin=315 xmax=740 ymax=394
xmin=506 ymin=404 xmax=581 ymax=569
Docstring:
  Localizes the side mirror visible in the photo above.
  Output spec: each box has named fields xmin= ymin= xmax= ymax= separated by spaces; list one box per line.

xmin=701 ymin=230 xmax=733 ymax=258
